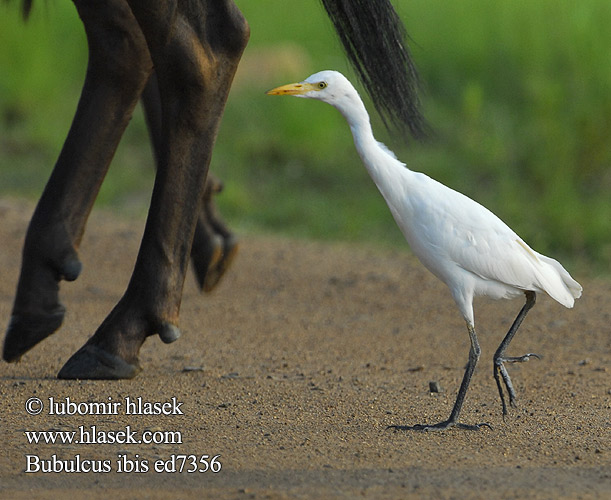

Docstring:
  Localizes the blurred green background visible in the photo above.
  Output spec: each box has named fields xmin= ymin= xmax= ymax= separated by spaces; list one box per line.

xmin=1 ymin=0 xmax=609 ymax=276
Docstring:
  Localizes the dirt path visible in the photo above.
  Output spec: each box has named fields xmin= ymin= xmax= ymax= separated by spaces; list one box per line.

xmin=1 ymin=199 xmax=609 ymax=499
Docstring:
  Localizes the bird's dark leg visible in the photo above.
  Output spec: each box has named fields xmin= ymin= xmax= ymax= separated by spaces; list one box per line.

xmin=389 ymin=322 xmax=491 ymax=431
xmin=493 ymin=291 xmax=539 ymax=416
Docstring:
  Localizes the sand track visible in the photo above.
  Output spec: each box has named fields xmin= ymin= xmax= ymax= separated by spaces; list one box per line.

xmin=1 ymin=200 xmax=609 ymax=499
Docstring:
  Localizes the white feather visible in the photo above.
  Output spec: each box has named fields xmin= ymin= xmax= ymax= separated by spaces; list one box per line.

xmin=285 ymin=70 xmax=582 ymax=325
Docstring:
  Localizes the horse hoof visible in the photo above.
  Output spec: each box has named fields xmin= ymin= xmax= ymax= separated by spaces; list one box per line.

xmin=203 ymin=236 xmax=239 ymax=292
xmin=191 ymin=234 xmax=223 ymax=291
xmin=3 ymin=308 xmax=66 ymax=362
xmin=158 ymin=322 xmax=181 ymax=344
xmin=58 ymin=344 xmax=140 ymax=380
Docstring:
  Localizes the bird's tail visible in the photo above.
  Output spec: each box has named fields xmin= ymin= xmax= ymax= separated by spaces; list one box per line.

xmin=535 ymin=254 xmax=582 ymax=308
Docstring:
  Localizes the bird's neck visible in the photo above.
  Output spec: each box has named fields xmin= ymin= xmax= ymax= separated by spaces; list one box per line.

xmin=339 ymin=100 xmax=405 ymax=187
xmin=336 ymin=97 xmax=372 ymax=145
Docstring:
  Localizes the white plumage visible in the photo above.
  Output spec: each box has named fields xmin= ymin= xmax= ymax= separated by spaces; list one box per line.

xmin=267 ymin=70 xmax=581 ymax=431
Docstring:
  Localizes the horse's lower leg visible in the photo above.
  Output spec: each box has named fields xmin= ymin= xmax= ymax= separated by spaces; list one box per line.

xmin=58 ymin=0 xmax=249 ymax=379
xmin=191 ymin=174 xmax=239 ymax=292
xmin=3 ymin=0 xmax=151 ymax=362
xmin=141 ymin=73 xmax=238 ymax=292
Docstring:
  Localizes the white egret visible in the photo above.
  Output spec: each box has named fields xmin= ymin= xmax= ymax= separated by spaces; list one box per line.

xmin=267 ymin=70 xmax=582 ymax=431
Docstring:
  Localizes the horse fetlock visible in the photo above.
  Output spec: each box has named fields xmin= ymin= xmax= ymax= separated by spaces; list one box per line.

xmin=24 ymin=228 xmax=82 ymax=283
xmin=55 ymin=303 xmax=180 ymax=379
xmin=37 ymin=249 xmax=82 ymax=283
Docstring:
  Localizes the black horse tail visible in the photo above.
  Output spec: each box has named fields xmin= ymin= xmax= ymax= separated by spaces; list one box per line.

xmin=11 ymin=0 xmax=33 ymax=19
xmin=320 ymin=0 xmax=427 ymax=140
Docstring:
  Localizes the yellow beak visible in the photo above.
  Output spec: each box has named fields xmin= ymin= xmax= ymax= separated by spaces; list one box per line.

xmin=266 ymin=82 xmax=319 ymax=96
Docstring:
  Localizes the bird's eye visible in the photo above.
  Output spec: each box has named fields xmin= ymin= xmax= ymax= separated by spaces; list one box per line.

xmin=318 ymin=82 xmax=327 ymax=89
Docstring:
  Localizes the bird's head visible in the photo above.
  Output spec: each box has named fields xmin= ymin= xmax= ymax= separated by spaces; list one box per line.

xmin=267 ymin=70 xmax=363 ymax=113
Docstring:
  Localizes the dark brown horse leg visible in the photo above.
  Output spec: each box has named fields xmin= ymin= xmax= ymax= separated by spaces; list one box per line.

xmin=140 ymin=73 xmax=238 ymax=292
xmin=195 ymin=174 xmax=239 ymax=292
xmin=3 ymin=0 xmax=152 ymax=363
xmin=58 ymin=0 xmax=249 ymax=379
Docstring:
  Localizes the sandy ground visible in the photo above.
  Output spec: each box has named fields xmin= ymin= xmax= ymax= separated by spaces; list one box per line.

xmin=0 ymin=199 xmax=609 ymax=499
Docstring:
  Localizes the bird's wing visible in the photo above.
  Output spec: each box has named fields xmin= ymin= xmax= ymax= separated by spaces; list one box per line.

xmin=406 ymin=175 xmax=579 ymax=308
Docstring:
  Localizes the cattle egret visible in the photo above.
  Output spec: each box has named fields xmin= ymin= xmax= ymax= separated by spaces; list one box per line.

xmin=267 ymin=70 xmax=582 ymax=431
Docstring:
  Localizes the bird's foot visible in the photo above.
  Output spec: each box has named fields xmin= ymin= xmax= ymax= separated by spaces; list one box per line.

xmin=388 ymin=420 xmax=492 ymax=432
xmin=494 ymin=352 xmax=540 ymax=415
xmin=494 ymin=363 xmax=514 ymax=416
xmin=499 ymin=353 xmax=541 ymax=364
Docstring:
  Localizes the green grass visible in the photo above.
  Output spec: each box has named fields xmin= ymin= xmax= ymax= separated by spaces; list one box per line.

xmin=1 ymin=0 xmax=609 ymax=276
